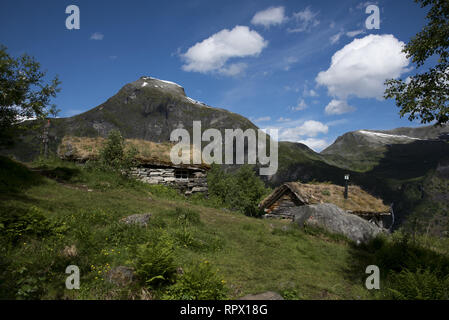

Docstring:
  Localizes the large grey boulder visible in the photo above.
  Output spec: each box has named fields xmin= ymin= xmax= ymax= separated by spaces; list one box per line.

xmin=293 ymin=203 xmax=383 ymax=244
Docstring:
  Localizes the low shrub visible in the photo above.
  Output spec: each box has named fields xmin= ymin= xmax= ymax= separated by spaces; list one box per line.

xmin=0 ymin=156 xmax=43 ymax=193
xmin=0 ymin=206 xmax=65 ymax=245
xmin=164 ymin=261 xmax=227 ymax=300
xmin=369 ymin=231 xmax=449 ymax=277
xmin=132 ymin=231 xmax=177 ymax=288
xmin=98 ymin=130 xmax=137 ymax=172
xmin=362 ymin=231 xmax=449 ymax=300
xmin=146 ymin=184 xmax=184 ymax=200
xmin=207 ymin=164 xmax=269 ymax=216
xmin=173 ymin=207 xmax=201 ymax=226
xmin=168 ymin=207 xmax=202 ymax=248
xmin=384 ymin=268 xmax=449 ymax=300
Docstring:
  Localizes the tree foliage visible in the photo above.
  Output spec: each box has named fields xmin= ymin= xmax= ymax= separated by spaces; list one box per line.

xmin=98 ymin=129 xmax=137 ymax=171
xmin=384 ymin=0 xmax=449 ymax=125
xmin=207 ymin=164 xmax=269 ymax=216
xmin=0 ymin=45 xmax=60 ymax=143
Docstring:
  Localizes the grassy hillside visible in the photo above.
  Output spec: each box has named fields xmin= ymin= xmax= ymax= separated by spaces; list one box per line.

xmin=0 ymin=156 xmax=372 ymax=299
xmin=2 ymin=156 xmax=449 ymax=300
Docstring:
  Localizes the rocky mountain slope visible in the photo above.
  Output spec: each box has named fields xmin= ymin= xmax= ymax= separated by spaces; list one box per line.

xmin=321 ymin=125 xmax=449 ymax=172
xmin=3 ymin=76 xmax=257 ymax=161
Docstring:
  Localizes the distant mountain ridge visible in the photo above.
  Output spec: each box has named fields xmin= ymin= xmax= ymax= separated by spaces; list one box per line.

xmin=321 ymin=124 xmax=449 ymax=172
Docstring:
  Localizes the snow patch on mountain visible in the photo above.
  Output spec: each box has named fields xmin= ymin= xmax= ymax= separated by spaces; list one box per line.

xmin=358 ymin=130 xmax=421 ymax=140
xmin=185 ymin=96 xmax=209 ymax=107
xmin=159 ymin=79 xmax=183 ymax=87
xmin=139 ymin=76 xmax=209 ymax=107
xmin=141 ymin=76 xmax=183 ymax=88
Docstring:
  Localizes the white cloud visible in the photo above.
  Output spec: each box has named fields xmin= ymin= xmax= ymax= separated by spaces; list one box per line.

xmin=324 ymin=99 xmax=356 ymax=115
xmin=219 ymin=63 xmax=247 ymax=76
xmin=346 ymin=29 xmax=365 ymax=37
xmin=288 ymin=7 xmax=320 ymax=33
xmin=283 ymin=56 xmax=298 ymax=71
xmin=181 ymin=26 xmax=268 ymax=75
xmin=15 ymin=114 xmax=36 ymax=123
xmin=298 ymin=120 xmax=328 ymax=137
xmin=316 ymin=34 xmax=410 ymax=100
xmin=356 ymin=1 xmax=378 ymax=10
xmin=284 ymin=85 xmax=300 ymax=92
xmin=262 ymin=119 xmax=329 ymax=151
xmin=303 ymin=86 xmax=318 ymax=97
xmin=298 ymin=138 xmax=330 ymax=151
xmin=252 ymin=116 xmax=271 ymax=122
xmin=251 ymin=6 xmax=287 ymax=28
xmin=326 ymin=118 xmax=348 ymax=127
xmin=280 ymin=120 xmax=328 ymax=140
xmin=90 ymin=32 xmax=104 ymax=40
xmin=330 ymin=31 xmax=344 ymax=44
xmin=331 ymin=30 xmax=365 ymax=44
xmin=291 ymin=98 xmax=307 ymax=111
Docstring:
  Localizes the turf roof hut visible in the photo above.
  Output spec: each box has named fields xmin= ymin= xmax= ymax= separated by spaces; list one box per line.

xmin=129 ymin=157 xmax=209 ymax=195
xmin=259 ymin=182 xmax=391 ymax=228
xmin=57 ymin=136 xmax=209 ymax=195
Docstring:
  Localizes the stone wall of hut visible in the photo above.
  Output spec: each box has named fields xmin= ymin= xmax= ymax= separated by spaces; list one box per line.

xmin=263 ymin=192 xmax=303 ymax=219
xmin=129 ymin=166 xmax=208 ymax=196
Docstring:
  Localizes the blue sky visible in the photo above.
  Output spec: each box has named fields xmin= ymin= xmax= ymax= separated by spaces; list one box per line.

xmin=0 ymin=0 xmax=430 ymax=151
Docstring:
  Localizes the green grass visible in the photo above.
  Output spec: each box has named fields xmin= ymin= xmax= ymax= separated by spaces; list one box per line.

xmin=1 ymin=156 xmax=448 ymax=300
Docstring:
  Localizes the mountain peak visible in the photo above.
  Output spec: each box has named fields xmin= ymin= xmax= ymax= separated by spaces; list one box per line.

xmin=139 ymin=76 xmax=183 ymax=88
xmin=127 ymin=76 xmax=186 ymax=97
xmin=127 ymin=76 xmax=210 ymax=107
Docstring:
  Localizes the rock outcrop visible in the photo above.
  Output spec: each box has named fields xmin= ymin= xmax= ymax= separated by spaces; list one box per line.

xmin=106 ymin=266 xmax=135 ymax=287
xmin=293 ymin=203 xmax=384 ymax=244
xmin=120 ymin=213 xmax=152 ymax=227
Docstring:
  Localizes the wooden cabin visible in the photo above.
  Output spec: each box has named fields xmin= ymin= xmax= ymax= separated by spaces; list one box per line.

xmin=259 ymin=182 xmax=391 ymax=228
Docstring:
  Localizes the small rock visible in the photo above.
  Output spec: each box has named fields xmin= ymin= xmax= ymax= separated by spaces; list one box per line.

xmin=63 ymin=142 xmax=75 ymax=158
xmin=191 ymin=186 xmax=208 ymax=193
xmin=106 ymin=266 xmax=135 ymax=287
xmin=62 ymin=244 xmax=77 ymax=258
xmin=120 ymin=213 xmax=152 ymax=227
xmin=239 ymin=291 xmax=284 ymax=300
xmin=176 ymin=267 xmax=184 ymax=275
xmin=140 ymin=288 xmax=153 ymax=300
